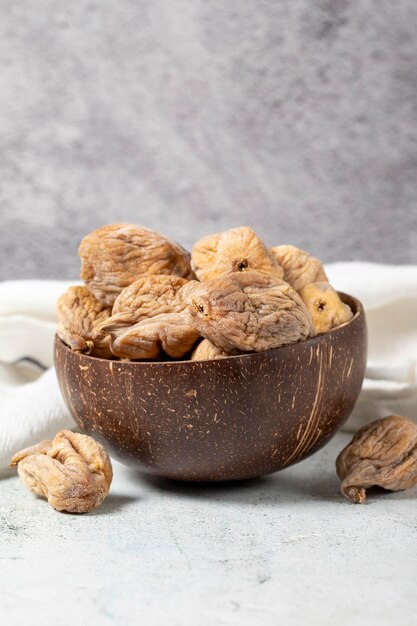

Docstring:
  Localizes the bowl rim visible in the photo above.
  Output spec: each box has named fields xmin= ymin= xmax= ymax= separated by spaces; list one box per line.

xmin=55 ymin=291 xmax=364 ymax=367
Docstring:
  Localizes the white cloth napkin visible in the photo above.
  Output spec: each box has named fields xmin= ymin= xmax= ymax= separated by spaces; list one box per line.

xmin=0 ymin=265 xmax=416 ymax=469
xmin=0 ymin=281 xmax=76 ymax=469
xmin=326 ymin=263 xmax=417 ymax=429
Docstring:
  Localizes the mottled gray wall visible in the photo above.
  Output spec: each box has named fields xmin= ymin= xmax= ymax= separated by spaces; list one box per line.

xmin=0 ymin=0 xmax=416 ymax=280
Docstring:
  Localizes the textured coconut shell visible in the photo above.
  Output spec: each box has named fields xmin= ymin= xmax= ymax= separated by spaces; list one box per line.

xmin=54 ymin=293 xmax=367 ymax=482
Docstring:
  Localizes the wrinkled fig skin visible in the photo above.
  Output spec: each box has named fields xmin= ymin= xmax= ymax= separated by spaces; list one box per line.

xmin=105 ymin=313 xmax=200 ymax=360
xmin=191 ymin=338 xmax=233 ymax=361
xmin=299 ymin=282 xmax=353 ymax=333
xmin=94 ymin=275 xmax=199 ymax=359
xmin=270 ymin=245 xmax=328 ymax=292
xmin=183 ymin=271 xmax=314 ymax=353
xmin=191 ymin=226 xmax=284 ymax=282
xmin=56 ymin=286 xmax=112 ymax=358
xmin=10 ymin=431 xmax=113 ymax=513
xmin=336 ymin=415 xmax=417 ymax=504
xmin=79 ymin=223 xmax=192 ymax=306
xmin=112 ymin=274 xmax=188 ymax=318
xmin=94 ymin=274 xmax=189 ymax=343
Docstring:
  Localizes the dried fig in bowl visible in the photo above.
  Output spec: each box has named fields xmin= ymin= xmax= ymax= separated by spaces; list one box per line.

xmin=191 ymin=226 xmax=283 ymax=282
xmin=108 ymin=274 xmax=189 ymax=324
xmin=299 ymin=282 xmax=353 ymax=333
xmin=94 ymin=275 xmax=199 ymax=360
xmin=79 ymin=223 xmax=192 ymax=306
xmin=191 ymin=338 xmax=233 ymax=361
xmin=93 ymin=274 xmax=189 ymax=343
xmin=183 ymin=271 xmax=314 ymax=353
xmin=270 ymin=245 xmax=327 ymax=292
xmin=57 ymin=286 xmax=112 ymax=358
xmin=99 ymin=313 xmax=200 ymax=360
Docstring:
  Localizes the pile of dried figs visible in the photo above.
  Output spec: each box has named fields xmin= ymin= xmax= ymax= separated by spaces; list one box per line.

xmin=57 ymin=224 xmax=353 ymax=361
xmin=9 ymin=232 xmax=417 ymax=513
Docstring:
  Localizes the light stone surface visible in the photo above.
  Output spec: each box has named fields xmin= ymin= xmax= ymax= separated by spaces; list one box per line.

xmin=1 ymin=431 xmax=416 ymax=625
xmin=0 ymin=0 xmax=416 ymax=280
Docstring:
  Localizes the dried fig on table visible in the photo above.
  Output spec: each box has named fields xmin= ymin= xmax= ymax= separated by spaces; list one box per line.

xmin=79 ymin=223 xmax=192 ymax=306
xmin=336 ymin=415 xmax=417 ymax=504
xmin=183 ymin=271 xmax=314 ymax=353
xmin=191 ymin=339 xmax=232 ymax=361
xmin=270 ymin=245 xmax=328 ymax=292
xmin=57 ymin=286 xmax=112 ymax=358
xmin=94 ymin=275 xmax=200 ymax=360
xmin=299 ymin=282 xmax=353 ymax=333
xmin=10 ymin=431 xmax=113 ymax=513
xmin=191 ymin=226 xmax=283 ymax=282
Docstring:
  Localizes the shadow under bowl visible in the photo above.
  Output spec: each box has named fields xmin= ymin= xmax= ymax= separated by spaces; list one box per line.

xmin=54 ymin=293 xmax=367 ymax=481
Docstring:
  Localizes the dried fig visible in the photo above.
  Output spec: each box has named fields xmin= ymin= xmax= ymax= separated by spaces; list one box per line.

xmin=270 ymin=245 xmax=327 ymax=292
xmin=95 ymin=274 xmax=189 ymax=339
xmin=336 ymin=415 xmax=417 ymax=504
xmin=79 ymin=223 xmax=192 ymax=306
xmin=10 ymin=430 xmax=113 ymax=513
xmin=56 ymin=286 xmax=112 ymax=358
xmin=191 ymin=339 xmax=232 ymax=361
xmin=94 ymin=275 xmax=199 ymax=359
xmin=191 ymin=226 xmax=283 ymax=282
xmin=100 ymin=313 xmax=199 ymax=360
xmin=183 ymin=271 xmax=314 ymax=353
xmin=299 ymin=282 xmax=353 ymax=333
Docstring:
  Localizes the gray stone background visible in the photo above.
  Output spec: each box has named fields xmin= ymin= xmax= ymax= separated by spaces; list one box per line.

xmin=0 ymin=0 xmax=416 ymax=280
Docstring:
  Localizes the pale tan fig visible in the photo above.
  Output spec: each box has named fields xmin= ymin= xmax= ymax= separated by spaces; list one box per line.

xmin=94 ymin=274 xmax=189 ymax=340
xmin=299 ymin=282 xmax=353 ymax=333
xmin=56 ymin=286 xmax=112 ymax=358
xmin=101 ymin=313 xmax=199 ymax=360
xmin=191 ymin=339 xmax=232 ymax=361
xmin=79 ymin=223 xmax=192 ymax=306
xmin=191 ymin=226 xmax=283 ymax=282
xmin=336 ymin=415 xmax=417 ymax=504
xmin=10 ymin=431 xmax=113 ymax=513
xmin=182 ymin=271 xmax=314 ymax=353
xmin=270 ymin=245 xmax=328 ymax=292
xmin=94 ymin=275 xmax=199 ymax=360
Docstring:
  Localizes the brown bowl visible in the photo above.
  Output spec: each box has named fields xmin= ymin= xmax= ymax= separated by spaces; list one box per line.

xmin=54 ymin=293 xmax=366 ymax=482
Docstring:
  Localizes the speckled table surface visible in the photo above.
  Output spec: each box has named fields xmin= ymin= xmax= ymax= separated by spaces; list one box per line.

xmin=1 ymin=431 xmax=416 ymax=626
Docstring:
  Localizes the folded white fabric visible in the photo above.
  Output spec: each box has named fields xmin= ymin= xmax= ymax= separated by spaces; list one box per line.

xmin=0 ymin=281 xmax=76 ymax=469
xmin=326 ymin=263 xmax=417 ymax=430
xmin=0 ymin=265 xmax=416 ymax=469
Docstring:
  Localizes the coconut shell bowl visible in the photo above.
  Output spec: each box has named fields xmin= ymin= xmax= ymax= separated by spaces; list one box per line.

xmin=54 ymin=293 xmax=366 ymax=482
